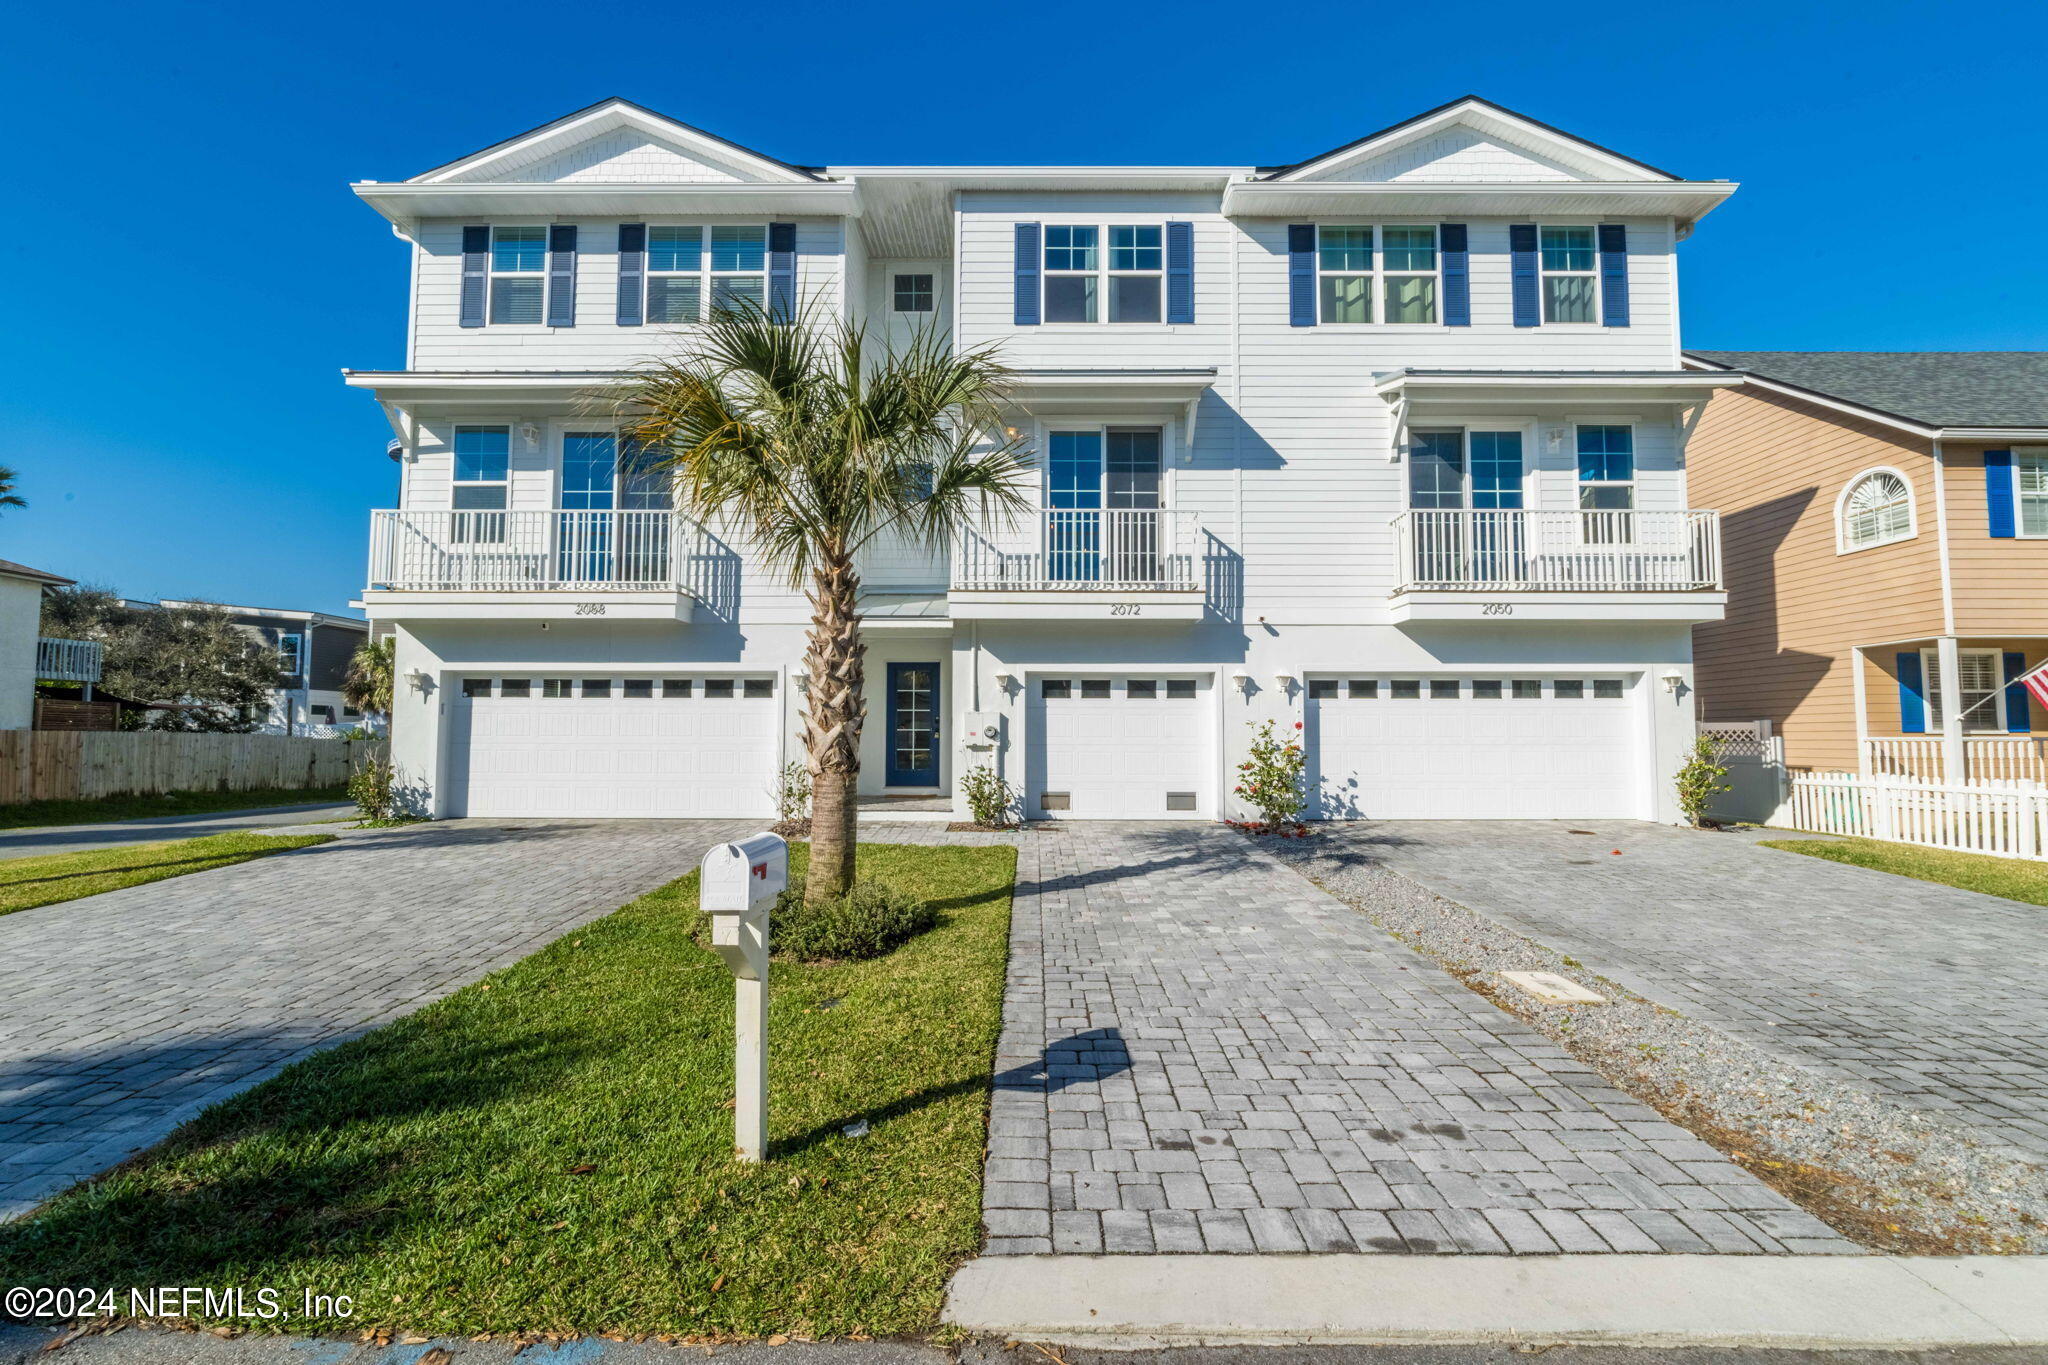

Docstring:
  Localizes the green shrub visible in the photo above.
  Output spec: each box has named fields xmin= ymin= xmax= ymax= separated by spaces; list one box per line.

xmin=348 ymin=755 xmax=395 ymax=821
xmin=960 ymin=764 xmax=1020 ymax=828
xmin=771 ymin=874 xmax=936 ymax=961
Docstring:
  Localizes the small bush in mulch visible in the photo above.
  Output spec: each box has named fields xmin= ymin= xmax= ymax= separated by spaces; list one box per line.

xmin=771 ymin=818 xmax=811 ymax=839
xmin=946 ymin=820 xmax=1047 ymax=833
xmin=1225 ymin=817 xmax=1313 ymax=838
xmin=771 ymin=875 xmax=936 ymax=961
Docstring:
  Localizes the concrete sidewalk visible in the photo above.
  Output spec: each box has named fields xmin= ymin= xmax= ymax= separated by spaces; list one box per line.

xmin=0 ymin=803 xmax=353 ymax=860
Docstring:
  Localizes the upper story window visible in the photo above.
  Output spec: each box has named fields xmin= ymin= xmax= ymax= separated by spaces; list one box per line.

xmin=452 ymin=426 xmax=511 ymax=511
xmin=489 ymin=227 xmax=547 ymax=324
xmin=1540 ymin=227 xmax=1598 ymax=323
xmin=646 ymin=225 xmax=766 ymax=323
xmin=1043 ymin=225 xmax=1162 ymax=323
xmin=1838 ymin=469 xmax=1915 ymax=551
xmin=1577 ymin=426 xmax=1635 ymax=510
xmin=277 ymin=633 xmax=304 ymax=677
xmin=893 ymin=273 xmax=934 ymax=313
xmin=1315 ymin=226 xmax=1440 ymax=324
xmin=2018 ymin=449 xmax=2048 ymax=536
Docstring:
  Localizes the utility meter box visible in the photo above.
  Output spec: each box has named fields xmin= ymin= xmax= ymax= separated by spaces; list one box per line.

xmin=962 ymin=711 xmax=1002 ymax=749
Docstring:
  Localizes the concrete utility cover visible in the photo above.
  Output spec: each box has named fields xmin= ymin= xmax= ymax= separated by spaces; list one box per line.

xmin=1501 ymin=970 xmax=1606 ymax=1004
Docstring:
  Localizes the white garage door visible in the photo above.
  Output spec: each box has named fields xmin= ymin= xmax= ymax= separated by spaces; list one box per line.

xmin=1308 ymin=675 xmax=1639 ymax=820
xmin=1026 ymin=675 xmax=1211 ymax=819
xmin=448 ymin=675 xmax=778 ymax=818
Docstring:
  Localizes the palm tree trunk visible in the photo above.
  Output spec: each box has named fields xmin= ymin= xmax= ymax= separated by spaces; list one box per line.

xmin=802 ymin=544 xmax=864 ymax=905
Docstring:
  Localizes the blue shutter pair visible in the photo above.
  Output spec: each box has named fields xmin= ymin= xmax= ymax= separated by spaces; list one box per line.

xmin=1985 ymin=449 xmax=2018 ymax=537
xmin=1901 ymin=650 xmax=2036 ymax=732
xmin=1290 ymin=225 xmax=1469 ymax=327
xmin=1013 ymin=222 xmax=1194 ymax=324
xmin=1509 ymin=224 xmax=1630 ymax=327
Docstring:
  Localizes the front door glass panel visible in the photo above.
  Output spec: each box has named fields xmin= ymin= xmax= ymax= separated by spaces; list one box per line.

xmin=886 ymin=662 xmax=940 ymax=786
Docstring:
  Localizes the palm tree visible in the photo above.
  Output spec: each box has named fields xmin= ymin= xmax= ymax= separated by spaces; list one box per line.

xmin=343 ymin=637 xmax=396 ymax=719
xmin=620 ymin=309 xmax=1031 ymax=905
xmin=0 ymin=466 xmax=24 ymax=513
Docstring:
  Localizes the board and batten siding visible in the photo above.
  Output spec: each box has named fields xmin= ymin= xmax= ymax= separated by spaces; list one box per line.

xmin=409 ymin=217 xmax=844 ymax=371
xmin=1686 ymin=385 xmax=1947 ymax=774
xmin=955 ymin=196 xmax=1686 ymax=613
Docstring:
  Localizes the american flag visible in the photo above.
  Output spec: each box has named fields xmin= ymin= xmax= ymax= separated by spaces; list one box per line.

xmin=2022 ymin=659 xmax=2048 ymax=713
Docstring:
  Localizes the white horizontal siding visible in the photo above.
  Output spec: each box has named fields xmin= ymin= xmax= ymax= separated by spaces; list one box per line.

xmin=410 ymin=217 xmax=845 ymax=371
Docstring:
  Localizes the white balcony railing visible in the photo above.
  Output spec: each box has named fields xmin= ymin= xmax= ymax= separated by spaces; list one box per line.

xmin=36 ymin=637 xmax=102 ymax=683
xmin=369 ymin=509 xmax=695 ymax=591
xmin=954 ymin=508 xmax=1201 ymax=592
xmin=1393 ymin=509 xmax=1721 ymax=592
xmin=1864 ymin=735 xmax=2048 ymax=787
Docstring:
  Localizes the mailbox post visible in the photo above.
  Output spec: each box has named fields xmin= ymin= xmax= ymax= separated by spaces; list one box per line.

xmin=699 ymin=832 xmax=788 ymax=1162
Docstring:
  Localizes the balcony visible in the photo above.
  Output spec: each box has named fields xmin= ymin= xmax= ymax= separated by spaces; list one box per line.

xmin=365 ymin=509 xmax=704 ymax=622
xmin=36 ymin=637 xmax=102 ymax=684
xmin=1390 ymin=509 xmax=1725 ymax=623
xmin=950 ymin=509 xmax=1205 ymax=620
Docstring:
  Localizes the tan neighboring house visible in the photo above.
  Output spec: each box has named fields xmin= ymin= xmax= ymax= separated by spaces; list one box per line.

xmin=1682 ymin=351 xmax=2048 ymax=791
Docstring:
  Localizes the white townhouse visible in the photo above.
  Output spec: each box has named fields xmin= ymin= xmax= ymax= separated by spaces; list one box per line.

xmin=346 ymin=95 xmax=1738 ymax=824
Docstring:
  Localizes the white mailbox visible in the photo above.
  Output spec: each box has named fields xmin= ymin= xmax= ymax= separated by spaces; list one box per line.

xmin=699 ymin=832 xmax=787 ymax=1162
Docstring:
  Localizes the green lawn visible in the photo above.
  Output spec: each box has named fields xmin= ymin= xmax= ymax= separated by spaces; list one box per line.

xmin=0 ymin=785 xmax=349 ymax=830
xmin=0 ymin=832 xmax=335 ymax=917
xmin=1761 ymin=836 xmax=2048 ymax=906
xmin=0 ymin=841 xmax=1018 ymax=1340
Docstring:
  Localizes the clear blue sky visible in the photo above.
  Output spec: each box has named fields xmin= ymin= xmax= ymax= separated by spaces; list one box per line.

xmin=3 ymin=0 xmax=2041 ymax=616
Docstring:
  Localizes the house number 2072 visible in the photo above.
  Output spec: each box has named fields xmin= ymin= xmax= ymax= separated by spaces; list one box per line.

xmin=1110 ymin=604 xmax=1142 ymax=616
xmin=1481 ymin=603 xmax=1513 ymax=616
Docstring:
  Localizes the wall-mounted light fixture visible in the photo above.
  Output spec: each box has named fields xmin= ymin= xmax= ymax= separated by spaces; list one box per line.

xmin=520 ymin=421 xmax=541 ymax=448
xmin=1662 ymin=672 xmax=1686 ymax=693
xmin=994 ymin=671 xmax=1013 ymax=689
xmin=1232 ymin=672 xmax=1252 ymax=693
xmin=406 ymin=669 xmax=431 ymax=695
xmin=1273 ymin=673 xmax=1296 ymax=691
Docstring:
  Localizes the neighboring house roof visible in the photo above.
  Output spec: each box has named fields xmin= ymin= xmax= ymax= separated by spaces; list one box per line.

xmin=0 ymin=559 xmax=73 ymax=587
xmin=155 ymin=600 xmax=368 ymax=630
xmin=1686 ymin=351 xmax=2048 ymax=430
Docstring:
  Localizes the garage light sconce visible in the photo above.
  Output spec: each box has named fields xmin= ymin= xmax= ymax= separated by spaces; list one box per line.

xmin=1232 ymin=672 xmax=1252 ymax=693
xmin=1661 ymin=672 xmax=1686 ymax=693
xmin=406 ymin=669 xmax=431 ymax=696
xmin=993 ymin=671 xmax=1013 ymax=690
xmin=1273 ymin=673 xmax=1296 ymax=692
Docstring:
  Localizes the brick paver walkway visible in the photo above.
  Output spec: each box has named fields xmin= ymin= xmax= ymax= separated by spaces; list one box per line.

xmin=982 ymin=823 xmax=1851 ymax=1255
xmin=0 ymin=819 xmax=754 ymax=1219
xmin=1343 ymin=820 xmax=2048 ymax=1160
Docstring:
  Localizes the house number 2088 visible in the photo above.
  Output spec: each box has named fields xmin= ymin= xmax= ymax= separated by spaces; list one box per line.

xmin=1481 ymin=603 xmax=1513 ymax=616
xmin=575 ymin=602 xmax=607 ymax=616
xmin=1110 ymin=604 xmax=1142 ymax=616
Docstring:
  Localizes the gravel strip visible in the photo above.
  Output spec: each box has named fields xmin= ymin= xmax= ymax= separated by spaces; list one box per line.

xmin=1262 ymin=831 xmax=2048 ymax=1255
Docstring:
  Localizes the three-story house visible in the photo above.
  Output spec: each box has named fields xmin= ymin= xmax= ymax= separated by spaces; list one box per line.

xmin=346 ymin=96 xmax=1735 ymax=823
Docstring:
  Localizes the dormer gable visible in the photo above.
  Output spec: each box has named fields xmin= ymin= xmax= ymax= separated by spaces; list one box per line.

xmin=1261 ymin=96 xmax=1681 ymax=184
xmin=408 ymin=97 xmax=822 ymax=186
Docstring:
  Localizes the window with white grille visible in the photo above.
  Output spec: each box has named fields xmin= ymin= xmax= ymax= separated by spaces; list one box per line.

xmin=1923 ymin=649 xmax=2005 ymax=732
xmin=1839 ymin=469 xmax=1914 ymax=550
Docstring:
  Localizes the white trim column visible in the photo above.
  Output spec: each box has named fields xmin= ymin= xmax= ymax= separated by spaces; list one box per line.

xmin=1851 ymin=645 xmax=1870 ymax=777
xmin=1936 ymin=634 xmax=1965 ymax=785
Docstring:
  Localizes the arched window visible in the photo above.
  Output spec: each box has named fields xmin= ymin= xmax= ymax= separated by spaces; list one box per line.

xmin=1839 ymin=469 xmax=1915 ymax=551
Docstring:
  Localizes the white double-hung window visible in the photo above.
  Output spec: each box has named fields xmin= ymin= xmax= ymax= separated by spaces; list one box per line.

xmin=488 ymin=227 xmax=547 ymax=324
xmin=1539 ymin=226 xmax=1598 ymax=323
xmin=645 ymin=226 xmax=767 ymax=323
xmin=1380 ymin=226 xmax=1439 ymax=323
xmin=1315 ymin=226 xmax=1439 ymax=324
xmin=1043 ymin=225 xmax=1162 ymax=322
xmin=1923 ymin=649 xmax=2008 ymax=732
xmin=1317 ymin=226 xmax=1373 ymax=323
xmin=2018 ymin=448 xmax=2048 ymax=536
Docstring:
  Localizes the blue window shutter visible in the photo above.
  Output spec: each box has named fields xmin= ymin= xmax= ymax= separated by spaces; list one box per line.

xmin=2004 ymin=651 xmax=2032 ymax=732
xmin=1509 ymin=224 xmax=1539 ymax=328
xmin=1896 ymin=652 xmax=1927 ymax=733
xmin=1288 ymin=225 xmax=1315 ymax=327
xmin=616 ymin=223 xmax=645 ymax=326
xmin=546 ymin=225 xmax=578 ymax=328
xmin=1598 ymin=224 xmax=1629 ymax=326
xmin=768 ymin=223 xmax=797 ymax=321
xmin=460 ymin=226 xmax=489 ymax=328
xmin=1166 ymin=221 xmax=1194 ymax=324
xmin=1985 ymin=448 xmax=2017 ymax=537
xmin=1440 ymin=223 xmax=1469 ymax=326
xmin=1013 ymin=223 xmax=1041 ymax=325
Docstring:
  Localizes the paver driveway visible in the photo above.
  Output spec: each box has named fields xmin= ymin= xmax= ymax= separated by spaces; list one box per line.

xmin=1338 ymin=821 xmax=2048 ymax=1160
xmin=0 ymin=818 xmax=754 ymax=1220
xmin=982 ymin=823 xmax=1850 ymax=1255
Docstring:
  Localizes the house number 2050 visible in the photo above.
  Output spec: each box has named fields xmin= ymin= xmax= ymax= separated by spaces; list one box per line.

xmin=1110 ymin=604 xmax=1142 ymax=616
xmin=1481 ymin=603 xmax=1513 ymax=616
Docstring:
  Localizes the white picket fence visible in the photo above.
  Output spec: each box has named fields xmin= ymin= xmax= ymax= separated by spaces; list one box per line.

xmin=1784 ymin=771 xmax=2048 ymax=861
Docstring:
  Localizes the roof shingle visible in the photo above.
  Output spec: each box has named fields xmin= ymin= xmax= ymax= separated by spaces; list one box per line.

xmin=1687 ymin=351 xmax=2048 ymax=429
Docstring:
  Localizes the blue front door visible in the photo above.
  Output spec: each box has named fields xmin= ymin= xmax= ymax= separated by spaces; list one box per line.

xmin=886 ymin=662 xmax=940 ymax=787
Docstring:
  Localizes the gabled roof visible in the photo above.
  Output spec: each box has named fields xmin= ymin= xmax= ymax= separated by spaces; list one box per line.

xmin=0 ymin=559 xmax=72 ymax=587
xmin=405 ymin=96 xmax=824 ymax=185
xmin=1687 ymin=351 xmax=2048 ymax=430
xmin=1257 ymin=95 xmax=1684 ymax=183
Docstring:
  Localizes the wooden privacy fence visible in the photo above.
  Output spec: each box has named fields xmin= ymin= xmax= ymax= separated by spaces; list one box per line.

xmin=0 ymin=731 xmax=387 ymax=805
xmin=1784 ymin=771 xmax=2048 ymax=861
